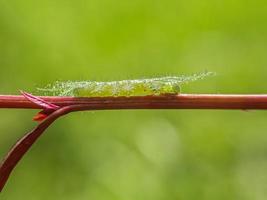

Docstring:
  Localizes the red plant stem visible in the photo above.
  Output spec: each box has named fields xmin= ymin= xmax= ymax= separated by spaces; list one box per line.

xmin=0 ymin=105 xmax=81 ymax=192
xmin=1 ymin=94 xmax=267 ymax=110
xmin=1 ymin=93 xmax=267 ymax=192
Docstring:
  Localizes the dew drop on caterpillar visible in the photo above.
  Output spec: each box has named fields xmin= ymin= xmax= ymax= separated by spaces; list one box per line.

xmin=38 ymin=71 xmax=214 ymax=97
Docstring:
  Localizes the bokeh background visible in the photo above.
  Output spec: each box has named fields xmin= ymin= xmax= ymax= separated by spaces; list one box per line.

xmin=1 ymin=0 xmax=267 ymax=199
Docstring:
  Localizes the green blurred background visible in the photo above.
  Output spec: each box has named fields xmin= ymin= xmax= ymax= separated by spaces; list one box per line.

xmin=1 ymin=0 xmax=267 ymax=199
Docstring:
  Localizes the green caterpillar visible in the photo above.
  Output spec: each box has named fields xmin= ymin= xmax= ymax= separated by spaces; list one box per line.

xmin=39 ymin=71 xmax=214 ymax=97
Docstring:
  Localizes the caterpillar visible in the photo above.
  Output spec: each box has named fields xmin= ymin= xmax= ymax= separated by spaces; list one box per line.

xmin=38 ymin=71 xmax=214 ymax=97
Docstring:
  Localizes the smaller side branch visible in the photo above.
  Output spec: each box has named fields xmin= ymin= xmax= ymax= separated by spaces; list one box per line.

xmin=0 ymin=105 xmax=75 ymax=192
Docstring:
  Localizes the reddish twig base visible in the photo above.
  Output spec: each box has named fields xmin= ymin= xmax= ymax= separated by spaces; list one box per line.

xmin=0 ymin=106 xmax=72 ymax=191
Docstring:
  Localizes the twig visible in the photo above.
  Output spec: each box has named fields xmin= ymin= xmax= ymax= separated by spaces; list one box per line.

xmin=1 ymin=93 xmax=267 ymax=192
xmin=1 ymin=94 xmax=267 ymax=110
xmin=0 ymin=106 xmax=73 ymax=192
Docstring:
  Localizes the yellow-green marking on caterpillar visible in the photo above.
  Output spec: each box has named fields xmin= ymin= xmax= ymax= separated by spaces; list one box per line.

xmin=38 ymin=71 xmax=214 ymax=97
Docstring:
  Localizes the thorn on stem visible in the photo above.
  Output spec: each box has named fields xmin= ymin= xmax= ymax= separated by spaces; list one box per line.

xmin=20 ymin=91 xmax=60 ymax=121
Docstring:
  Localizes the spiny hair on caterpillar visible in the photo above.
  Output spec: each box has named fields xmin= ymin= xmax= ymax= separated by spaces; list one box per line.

xmin=37 ymin=71 xmax=214 ymax=97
